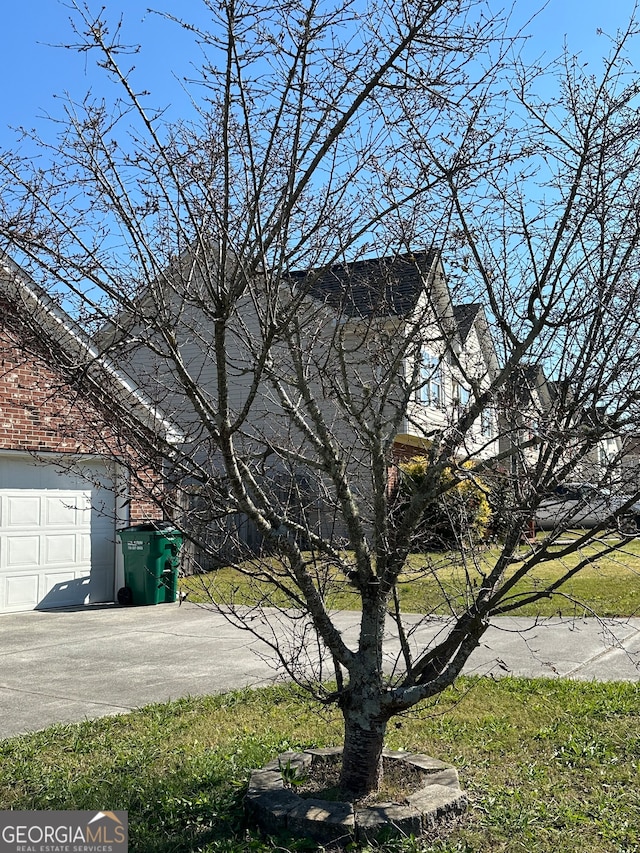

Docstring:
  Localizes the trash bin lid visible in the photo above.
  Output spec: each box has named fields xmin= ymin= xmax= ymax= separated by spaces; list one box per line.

xmin=120 ymin=520 xmax=178 ymax=533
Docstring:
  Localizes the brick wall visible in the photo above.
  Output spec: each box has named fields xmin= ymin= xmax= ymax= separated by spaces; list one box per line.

xmin=0 ymin=312 xmax=162 ymax=524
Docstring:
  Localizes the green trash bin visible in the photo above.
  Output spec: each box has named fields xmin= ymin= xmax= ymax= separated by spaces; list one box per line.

xmin=117 ymin=523 xmax=183 ymax=606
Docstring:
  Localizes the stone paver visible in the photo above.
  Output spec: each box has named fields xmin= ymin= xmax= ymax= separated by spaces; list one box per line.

xmin=246 ymin=747 xmax=467 ymax=844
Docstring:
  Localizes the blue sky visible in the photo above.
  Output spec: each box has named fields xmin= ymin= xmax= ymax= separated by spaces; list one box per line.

xmin=0 ymin=2 xmax=207 ymax=142
xmin=0 ymin=0 xmax=638 ymax=151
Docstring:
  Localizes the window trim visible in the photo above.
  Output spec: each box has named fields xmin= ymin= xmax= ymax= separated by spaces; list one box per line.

xmin=480 ymin=407 xmax=494 ymax=437
xmin=418 ymin=349 xmax=442 ymax=408
xmin=453 ymin=381 xmax=471 ymax=411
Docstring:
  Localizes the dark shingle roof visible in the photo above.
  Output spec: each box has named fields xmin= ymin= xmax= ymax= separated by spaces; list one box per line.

xmin=289 ymin=250 xmax=438 ymax=319
xmin=452 ymin=303 xmax=482 ymax=343
xmin=505 ymin=364 xmax=552 ymax=408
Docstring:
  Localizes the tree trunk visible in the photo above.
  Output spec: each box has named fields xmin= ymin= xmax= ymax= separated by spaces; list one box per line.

xmin=339 ymin=703 xmax=389 ymax=800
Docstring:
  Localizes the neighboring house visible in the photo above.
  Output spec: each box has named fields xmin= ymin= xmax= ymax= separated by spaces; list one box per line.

xmin=295 ymin=251 xmax=500 ymax=465
xmin=94 ymin=247 xmax=504 ymax=560
xmin=397 ymin=298 xmax=499 ymax=462
xmin=576 ymin=407 xmax=624 ymax=485
xmin=103 ymin=248 xmax=500 ymax=477
xmin=619 ymin=434 xmax=640 ymax=492
xmin=500 ymin=364 xmax=624 ymax=488
xmin=0 ymin=256 xmax=178 ymax=613
xmin=498 ymin=364 xmax=552 ymax=475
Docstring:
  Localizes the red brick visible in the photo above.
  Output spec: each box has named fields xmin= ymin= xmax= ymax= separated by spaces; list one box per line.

xmin=0 ymin=316 xmax=162 ymax=523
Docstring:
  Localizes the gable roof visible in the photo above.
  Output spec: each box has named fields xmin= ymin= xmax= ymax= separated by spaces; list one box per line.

xmin=0 ymin=255 xmax=182 ymax=444
xmin=452 ymin=303 xmax=482 ymax=343
xmin=507 ymin=364 xmax=554 ymax=410
xmin=289 ymin=249 xmax=439 ymax=319
xmin=452 ymin=302 xmax=500 ymax=378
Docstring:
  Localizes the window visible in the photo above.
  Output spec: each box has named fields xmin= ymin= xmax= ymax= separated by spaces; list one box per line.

xmin=453 ymin=382 xmax=471 ymax=411
xmin=418 ymin=350 xmax=442 ymax=407
xmin=481 ymin=408 xmax=494 ymax=437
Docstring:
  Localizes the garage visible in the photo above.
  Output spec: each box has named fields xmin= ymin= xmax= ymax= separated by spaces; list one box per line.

xmin=0 ymin=453 xmax=122 ymax=613
xmin=0 ymin=256 xmax=176 ymax=615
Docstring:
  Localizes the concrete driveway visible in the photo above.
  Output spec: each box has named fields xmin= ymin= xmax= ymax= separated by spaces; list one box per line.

xmin=1 ymin=603 xmax=639 ymax=740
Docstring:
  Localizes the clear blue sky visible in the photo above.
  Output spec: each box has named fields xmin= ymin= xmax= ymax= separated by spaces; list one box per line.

xmin=0 ymin=2 xmax=207 ymax=141
xmin=0 ymin=0 xmax=637 ymax=147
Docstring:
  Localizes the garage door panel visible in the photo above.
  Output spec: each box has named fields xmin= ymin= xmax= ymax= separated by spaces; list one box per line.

xmin=6 ymin=495 xmax=41 ymax=528
xmin=0 ymin=458 xmax=118 ymax=612
xmin=4 ymin=573 xmax=39 ymax=608
xmin=44 ymin=533 xmax=78 ymax=564
xmin=6 ymin=535 xmax=40 ymax=568
xmin=81 ymin=532 xmax=92 ymax=563
xmin=40 ymin=572 xmax=91 ymax=606
xmin=43 ymin=495 xmax=91 ymax=527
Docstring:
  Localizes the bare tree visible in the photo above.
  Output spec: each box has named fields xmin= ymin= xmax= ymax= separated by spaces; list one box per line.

xmin=1 ymin=0 xmax=640 ymax=799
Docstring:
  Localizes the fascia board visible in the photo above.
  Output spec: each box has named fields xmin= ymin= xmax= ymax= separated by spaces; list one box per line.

xmin=408 ymin=254 xmax=461 ymax=355
xmin=470 ymin=306 xmax=500 ymax=378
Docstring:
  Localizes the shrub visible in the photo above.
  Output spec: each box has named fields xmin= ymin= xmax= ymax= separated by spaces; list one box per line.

xmin=398 ymin=456 xmax=492 ymax=550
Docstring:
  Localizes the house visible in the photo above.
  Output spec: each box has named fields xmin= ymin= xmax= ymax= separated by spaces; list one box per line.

xmin=98 ymin=248 xmax=501 ymax=552
xmin=499 ymin=364 xmax=625 ymax=490
xmin=0 ymin=256 xmax=179 ymax=613
xmin=619 ymin=434 xmax=640 ymax=492
xmin=498 ymin=364 xmax=552 ymax=476
xmin=575 ymin=407 xmax=625 ymax=486
xmin=293 ymin=251 xmax=500 ymax=465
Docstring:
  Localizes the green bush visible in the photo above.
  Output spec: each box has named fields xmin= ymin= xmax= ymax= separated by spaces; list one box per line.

xmin=397 ymin=456 xmax=492 ymax=550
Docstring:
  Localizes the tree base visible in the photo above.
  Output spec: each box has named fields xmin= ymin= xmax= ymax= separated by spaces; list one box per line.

xmin=245 ymin=746 xmax=467 ymax=847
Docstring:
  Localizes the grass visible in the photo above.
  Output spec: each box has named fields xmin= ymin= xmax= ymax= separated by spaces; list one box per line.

xmin=1 ymin=678 xmax=638 ymax=852
xmin=182 ymin=536 xmax=640 ymax=618
xmin=5 ymin=537 xmax=637 ymax=851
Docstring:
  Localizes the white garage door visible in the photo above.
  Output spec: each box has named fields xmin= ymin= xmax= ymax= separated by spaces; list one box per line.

xmin=0 ymin=455 xmax=118 ymax=613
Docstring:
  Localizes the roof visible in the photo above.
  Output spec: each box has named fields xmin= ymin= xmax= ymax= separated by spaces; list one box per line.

xmin=289 ymin=250 xmax=439 ymax=319
xmin=506 ymin=364 xmax=554 ymax=409
xmin=452 ymin=303 xmax=482 ymax=343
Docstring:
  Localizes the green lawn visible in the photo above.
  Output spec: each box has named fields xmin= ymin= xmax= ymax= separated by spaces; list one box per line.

xmin=182 ymin=537 xmax=640 ymax=618
xmin=4 ymin=538 xmax=638 ymax=852
xmin=1 ymin=679 xmax=638 ymax=852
